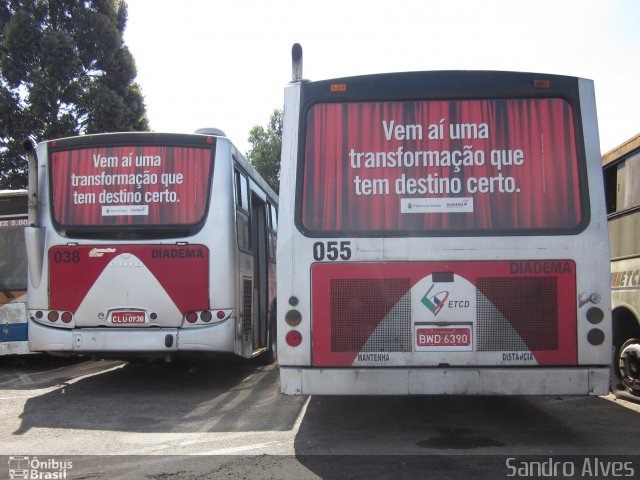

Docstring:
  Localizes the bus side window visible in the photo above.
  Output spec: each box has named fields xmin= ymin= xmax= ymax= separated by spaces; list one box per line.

xmin=617 ymin=153 xmax=640 ymax=212
xmin=604 ymin=165 xmax=617 ymax=215
xmin=235 ymin=169 xmax=250 ymax=211
xmin=269 ymin=203 xmax=278 ymax=231
xmin=235 ymin=169 xmax=251 ymax=252
xmin=267 ymin=203 xmax=277 ymax=263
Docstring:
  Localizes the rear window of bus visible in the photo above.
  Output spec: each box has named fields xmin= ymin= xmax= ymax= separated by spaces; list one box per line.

xmin=300 ymin=98 xmax=584 ymax=235
xmin=50 ymin=145 xmax=213 ymax=228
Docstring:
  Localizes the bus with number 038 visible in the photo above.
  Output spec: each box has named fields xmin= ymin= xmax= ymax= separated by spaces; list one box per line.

xmin=0 ymin=189 xmax=30 ymax=356
xmin=277 ymin=44 xmax=611 ymax=395
xmin=602 ymin=132 xmax=640 ymax=399
xmin=25 ymin=130 xmax=278 ymax=361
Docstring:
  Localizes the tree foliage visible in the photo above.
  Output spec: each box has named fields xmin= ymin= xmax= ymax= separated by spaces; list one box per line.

xmin=247 ymin=109 xmax=282 ymax=194
xmin=0 ymin=0 xmax=149 ymax=188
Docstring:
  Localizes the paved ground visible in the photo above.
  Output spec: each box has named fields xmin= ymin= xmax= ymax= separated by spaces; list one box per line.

xmin=1 ymin=355 xmax=639 ymax=479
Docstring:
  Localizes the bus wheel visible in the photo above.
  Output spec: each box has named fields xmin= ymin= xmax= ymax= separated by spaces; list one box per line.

xmin=615 ymin=338 xmax=640 ymax=397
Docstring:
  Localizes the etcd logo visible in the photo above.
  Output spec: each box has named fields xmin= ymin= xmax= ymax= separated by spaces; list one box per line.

xmin=421 ymin=284 xmax=449 ymax=317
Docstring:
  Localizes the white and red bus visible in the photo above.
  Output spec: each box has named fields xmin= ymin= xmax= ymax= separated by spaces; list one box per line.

xmin=277 ymin=45 xmax=611 ymax=395
xmin=0 ymin=189 xmax=30 ymax=355
xmin=25 ymin=131 xmax=278 ymax=361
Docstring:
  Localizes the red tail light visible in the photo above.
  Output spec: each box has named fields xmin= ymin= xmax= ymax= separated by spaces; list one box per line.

xmin=286 ymin=330 xmax=302 ymax=347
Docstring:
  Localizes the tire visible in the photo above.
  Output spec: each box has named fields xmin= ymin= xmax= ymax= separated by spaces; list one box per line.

xmin=613 ymin=338 xmax=640 ymax=397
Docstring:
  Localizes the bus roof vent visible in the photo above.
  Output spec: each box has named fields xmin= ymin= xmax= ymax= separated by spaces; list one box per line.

xmin=194 ymin=128 xmax=226 ymax=137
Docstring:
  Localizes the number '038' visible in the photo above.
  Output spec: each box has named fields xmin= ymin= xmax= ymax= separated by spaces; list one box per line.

xmin=53 ymin=250 xmax=80 ymax=263
xmin=313 ymin=241 xmax=352 ymax=261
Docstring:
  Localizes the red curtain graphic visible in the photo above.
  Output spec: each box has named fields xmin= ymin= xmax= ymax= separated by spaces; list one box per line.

xmin=301 ymin=99 xmax=581 ymax=233
xmin=51 ymin=146 xmax=213 ymax=226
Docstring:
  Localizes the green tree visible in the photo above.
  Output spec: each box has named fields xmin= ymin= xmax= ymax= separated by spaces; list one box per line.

xmin=247 ymin=109 xmax=282 ymax=194
xmin=0 ymin=0 xmax=149 ymax=188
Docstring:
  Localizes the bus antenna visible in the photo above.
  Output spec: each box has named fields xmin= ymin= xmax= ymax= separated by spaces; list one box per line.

xmin=292 ymin=43 xmax=303 ymax=82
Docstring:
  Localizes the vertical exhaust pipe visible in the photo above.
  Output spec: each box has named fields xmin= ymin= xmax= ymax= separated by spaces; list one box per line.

xmin=292 ymin=43 xmax=303 ymax=82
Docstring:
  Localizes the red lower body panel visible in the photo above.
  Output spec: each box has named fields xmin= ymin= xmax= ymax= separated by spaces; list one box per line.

xmin=311 ymin=260 xmax=576 ymax=367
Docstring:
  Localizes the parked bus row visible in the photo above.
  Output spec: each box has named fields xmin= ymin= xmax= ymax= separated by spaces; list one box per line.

xmin=10 ymin=45 xmax=628 ymax=399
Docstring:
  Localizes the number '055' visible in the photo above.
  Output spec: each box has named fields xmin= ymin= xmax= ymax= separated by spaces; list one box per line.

xmin=312 ymin=241 xmax=352 ymax=261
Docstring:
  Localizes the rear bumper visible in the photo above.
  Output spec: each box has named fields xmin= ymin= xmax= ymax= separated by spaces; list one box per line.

xmin=0 ymin=340 xmax=32 ymax=356
xmin=279 ymin=366 xmax=611 ymax=396
xmin=27 ymin=318 xmax=236 ymax=353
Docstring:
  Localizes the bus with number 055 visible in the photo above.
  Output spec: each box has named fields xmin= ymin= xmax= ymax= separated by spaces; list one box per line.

xmin=25 ymin=130 xmax=278 ymax=362
xmin=277 ymin=44 xmax=611 ymax=395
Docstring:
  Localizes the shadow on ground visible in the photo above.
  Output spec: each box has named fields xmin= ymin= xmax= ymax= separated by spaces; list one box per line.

xmin=13 ymin=358 xmax=306 ymax=434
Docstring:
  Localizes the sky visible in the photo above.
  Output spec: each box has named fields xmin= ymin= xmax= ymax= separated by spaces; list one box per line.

xmin=124 ymin=0 xmax=640 ymax=156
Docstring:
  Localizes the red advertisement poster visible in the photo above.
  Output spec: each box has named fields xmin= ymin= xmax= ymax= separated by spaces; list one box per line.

xmin=51 ymin=145 xmax=213 ymax=226
xmin=302 ymin=98 xmax=581 ymax=233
